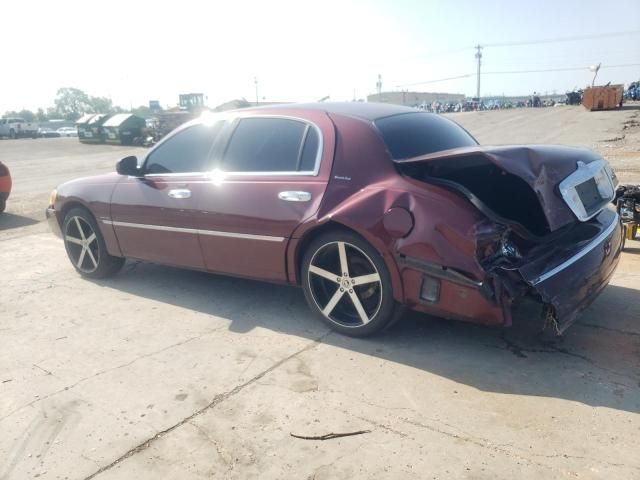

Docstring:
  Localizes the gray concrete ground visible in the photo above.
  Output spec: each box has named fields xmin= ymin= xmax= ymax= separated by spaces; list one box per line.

xmin=1 ymin=106 xmax=639 ymax=480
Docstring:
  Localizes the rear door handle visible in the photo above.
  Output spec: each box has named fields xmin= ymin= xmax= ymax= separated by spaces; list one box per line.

xmin=278 ymin=191 xmax=312 ymax=202
xmin=168 ymin=188 xmax=191 ymax=199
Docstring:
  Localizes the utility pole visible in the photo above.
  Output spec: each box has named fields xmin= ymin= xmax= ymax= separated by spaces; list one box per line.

xmin=474 ymin=45 xmax=482 ymax=100
xmin=376 ymin=74 xmax=382 ymax=96
xmin=254 ymin=77 xmax=259 ymax=106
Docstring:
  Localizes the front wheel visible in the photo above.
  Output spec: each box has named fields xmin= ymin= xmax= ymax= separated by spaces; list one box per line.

xmin=301 ymin=231 xmax=401 ymax=337
xmin=63 ymin=207 xmax=125 ymax=278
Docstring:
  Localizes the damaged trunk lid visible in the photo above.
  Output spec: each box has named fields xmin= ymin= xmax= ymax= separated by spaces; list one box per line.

xmin=396 ymin=144 xmax=616 ymax=237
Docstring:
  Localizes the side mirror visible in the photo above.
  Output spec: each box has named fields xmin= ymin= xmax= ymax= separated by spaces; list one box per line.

xmin=116 ymin=156 xmax=140 ymax=176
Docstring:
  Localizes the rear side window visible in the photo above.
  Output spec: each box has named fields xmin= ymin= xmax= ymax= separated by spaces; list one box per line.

xmin=223 ymin=118 xmax=319 ymax=173
xmin=375 ymin=113 xmax=477 ymax=160
xmin=145 ymin=122 xmax=224 ymax=174
xmin=299 ymin=126 xmax=319 ymax=171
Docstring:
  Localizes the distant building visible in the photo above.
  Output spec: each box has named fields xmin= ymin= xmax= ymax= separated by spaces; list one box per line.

xmin=368 ymin=91 xmax=465 ymax=107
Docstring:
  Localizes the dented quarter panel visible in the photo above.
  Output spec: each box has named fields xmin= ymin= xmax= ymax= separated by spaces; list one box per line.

xmin=288 ymin=112 xmax=506 ymax=325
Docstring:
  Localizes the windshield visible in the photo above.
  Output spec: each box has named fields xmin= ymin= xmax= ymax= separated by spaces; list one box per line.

xmin=375 ymin=112 xmax=477 ymax=160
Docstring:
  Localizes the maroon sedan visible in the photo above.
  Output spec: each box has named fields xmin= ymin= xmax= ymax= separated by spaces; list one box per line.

xmin=46 ymin=103 xmax=622 ymax=337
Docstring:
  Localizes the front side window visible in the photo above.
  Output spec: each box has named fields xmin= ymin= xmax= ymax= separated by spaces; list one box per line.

xmin=144 ymin=122 xmax=224 ymax=174
xmin=222 ymin=117 xmax=319 ymax=173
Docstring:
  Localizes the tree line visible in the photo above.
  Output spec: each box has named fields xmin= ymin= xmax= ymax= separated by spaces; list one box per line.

xmin=3 ymin=87 xmax=151 ymax=122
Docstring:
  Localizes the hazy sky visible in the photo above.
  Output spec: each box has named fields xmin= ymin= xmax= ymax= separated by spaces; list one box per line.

xmin=2 ymin=0 xmax=639 ymax=112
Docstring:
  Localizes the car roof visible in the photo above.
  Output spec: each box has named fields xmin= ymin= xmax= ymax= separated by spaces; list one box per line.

xmin=245 ymin=102 xmax=419 ymax=121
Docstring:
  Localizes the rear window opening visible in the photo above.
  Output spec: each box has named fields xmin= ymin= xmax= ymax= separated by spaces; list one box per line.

xmin=398 ymin=155 xmax=551 ymax=236
xmin=374 ymin=112 xmax=477 ymax=160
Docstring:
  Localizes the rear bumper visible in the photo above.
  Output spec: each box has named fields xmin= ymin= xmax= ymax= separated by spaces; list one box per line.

xmin=520 ymin=208 xmax=623 ymax=332
xmin=46 ymin=207 xmax=63 ymax=238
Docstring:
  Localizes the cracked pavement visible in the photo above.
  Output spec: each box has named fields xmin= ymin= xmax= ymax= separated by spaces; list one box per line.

xmin=2 ymin=107 xmax=640 ymax=479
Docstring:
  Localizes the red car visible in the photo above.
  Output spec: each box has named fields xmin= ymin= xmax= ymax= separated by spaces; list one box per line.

xmin=46 ymin=103 xmax=622 ymax=337
xmin=0 ymin=161 xmax=11 ymax=214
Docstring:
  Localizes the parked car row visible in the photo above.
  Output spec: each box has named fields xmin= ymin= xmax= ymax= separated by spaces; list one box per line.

xmin=625 ymin=81 xmax=639 ymax=101
xmin=414 ymin=96 xmax=563 ymax=113
xmin=34 ymin=126 xmax=79 ymax=138
xmin=0 ymin=117 xmax=79 ymax=139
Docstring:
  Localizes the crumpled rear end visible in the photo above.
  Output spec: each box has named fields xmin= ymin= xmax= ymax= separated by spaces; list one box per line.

xmin=515 ymin=208 xmax=622 ymax=332
xmin=396 ymin=144 xmax=622 ymax=335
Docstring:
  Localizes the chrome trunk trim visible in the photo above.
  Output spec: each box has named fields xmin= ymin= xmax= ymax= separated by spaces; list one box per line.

xmin=529 ymin=213 xmax=620 ymax=286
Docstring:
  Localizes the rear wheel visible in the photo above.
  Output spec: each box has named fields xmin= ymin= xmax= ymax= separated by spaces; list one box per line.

xmin=301 ymin=231 xmax=401 ymax=337
xmin=63 ymin=207 xmax=124 ymax=278
xmin=0 ymin=198 xmax=5 ymax=213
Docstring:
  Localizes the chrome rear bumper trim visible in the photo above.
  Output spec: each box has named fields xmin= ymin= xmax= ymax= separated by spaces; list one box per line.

xmin=529 ymin=213 xmax=620 ymax=286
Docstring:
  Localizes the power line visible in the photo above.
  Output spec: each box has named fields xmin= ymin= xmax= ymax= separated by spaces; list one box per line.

xmin=484 ymin=66 xmax=590 ymax=75
xmin=483 ymin=30 xmax=640 ymax=48
xmin=395 ymin=74 xmax=471 ymax=88
xmin=394 ymin=62 xmax=640 ymax=91
xmin=403 ymin=30 xmax=640 ymax=62
xmin=484 ymin=63 xmax=640 ymax=75
xmin=601 ymin=63 xmax=640 ymax=69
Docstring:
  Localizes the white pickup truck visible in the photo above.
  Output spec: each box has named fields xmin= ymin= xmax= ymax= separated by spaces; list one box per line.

xmin=0 ymin=117 xmax=38 ymax=138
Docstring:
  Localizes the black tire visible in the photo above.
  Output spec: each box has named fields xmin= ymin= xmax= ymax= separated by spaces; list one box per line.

xmin=301 ymin=230 xmax=401 ymax=337
xmin=0 ymin=198 xmax=5 ymax=214
xmin=62 ymin=207 xmax=125 ymax=278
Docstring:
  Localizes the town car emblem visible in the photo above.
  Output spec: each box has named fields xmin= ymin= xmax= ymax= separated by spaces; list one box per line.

xmin=603 ymin=240 xmax=612 ymax=257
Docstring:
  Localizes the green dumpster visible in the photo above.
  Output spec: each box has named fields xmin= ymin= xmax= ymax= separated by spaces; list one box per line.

xmin=103 ymin=114 xmax=146 ymax=145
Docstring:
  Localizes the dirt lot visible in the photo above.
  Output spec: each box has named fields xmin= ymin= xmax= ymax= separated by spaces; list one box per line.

xmin=1 ymin=106 xmax=639 ymax=480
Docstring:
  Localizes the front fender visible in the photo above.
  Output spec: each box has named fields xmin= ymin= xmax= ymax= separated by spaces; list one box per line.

xmin=54 ymin=173 xmax=123 ymax=257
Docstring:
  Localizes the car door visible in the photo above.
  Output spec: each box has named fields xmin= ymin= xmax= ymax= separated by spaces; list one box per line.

xmin=109 ymin=121 xmax=224 ymax=269
xmin=196 ymin=113 xmax=335 ymax=282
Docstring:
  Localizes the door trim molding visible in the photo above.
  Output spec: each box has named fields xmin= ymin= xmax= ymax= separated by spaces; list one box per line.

xmin=102 ymin=220 xmax=285 ymax=242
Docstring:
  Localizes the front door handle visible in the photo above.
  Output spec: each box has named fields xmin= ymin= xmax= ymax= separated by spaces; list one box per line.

xmin=168 ymin=188 xmax=191 ymax=199
xmin=278 ymin=191 xmax=312 ymax=202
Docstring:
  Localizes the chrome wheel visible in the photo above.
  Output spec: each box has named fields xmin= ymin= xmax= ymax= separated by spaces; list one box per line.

xmin=307 ymin=241 xmax=383 ymax=327
xmin=65 ymin=216 xmax=100 ymax=273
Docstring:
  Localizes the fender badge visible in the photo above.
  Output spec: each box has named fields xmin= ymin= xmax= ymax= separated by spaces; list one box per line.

xmin=333 ymin=175 xmax=351 ymax=181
